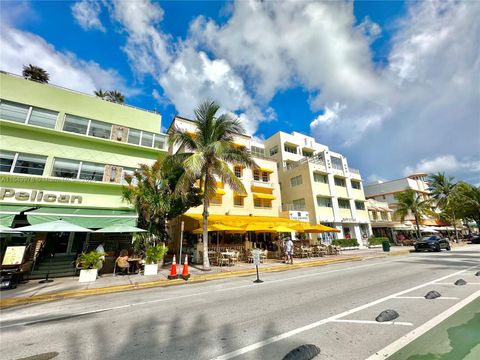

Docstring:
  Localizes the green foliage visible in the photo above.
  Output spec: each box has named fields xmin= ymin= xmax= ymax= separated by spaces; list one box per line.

xmin=145 ymin=244 xmax=167 ymax=264
xmin=94 ymin=89 xmax=125 ymax=104
xmin=168 ymin=100 xmax=257 ymax=269
xmin=368 ymin=237 xmax=389 ymax=246
xmin=78 ymin=251 xmax=102 ymax=269
xmin=22 ymin=64 xmax=49 ymax=83
xmin=394 ymin=189 xmax=433 ymax=238
xmin=332 ymin=238 xmax=359 ymax=247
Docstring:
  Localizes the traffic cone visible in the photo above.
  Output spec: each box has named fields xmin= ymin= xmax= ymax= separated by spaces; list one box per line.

xmin=168 ymin=255 xmax=179 ymax=279
xmin=181 ymin=255 xmax=190 ymax=280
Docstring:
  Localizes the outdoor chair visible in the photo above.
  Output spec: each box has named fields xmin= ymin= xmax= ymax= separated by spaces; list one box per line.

xmin=217 ymin=253 xmax=230 ymax=267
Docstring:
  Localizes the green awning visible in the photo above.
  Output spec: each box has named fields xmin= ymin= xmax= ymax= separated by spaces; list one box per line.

xmin=0 ymin=205 xmax=34 ymax=226
xmin=26 ymin=207 xmax=138 ymax=228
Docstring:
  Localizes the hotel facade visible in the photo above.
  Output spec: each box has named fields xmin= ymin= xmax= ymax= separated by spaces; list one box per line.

xmin=0 ymin=72 xmax=166 ymax=275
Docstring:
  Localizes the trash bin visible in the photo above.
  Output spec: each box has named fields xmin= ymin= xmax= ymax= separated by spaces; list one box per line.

xmin=382 ymin=240 xmax=390 ymax=252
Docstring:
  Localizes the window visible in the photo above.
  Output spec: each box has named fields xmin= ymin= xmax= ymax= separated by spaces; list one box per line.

xmin=302 ymin=149 xmax=313 ymax=157
xmin=0 ymin=151 xmax=15 ymax=172
xmin=13 ymin=154 xmax=46 ymax=175
xmin=88 ymin=120 xmax=112 ymax=139
xmin=127 ymin=129 xmax=141 ymax=145
xmin=0 ymin=100 xmax=29 ymax=123
xmin=317 ymin=196 xmax=332 ymax=207
xmin=63 ymin=115 xmax=89 ymax=135
xmin=154 ymin=134 xmax=166 ymax=149
xmin=351 ymin=180 xmax=361 ymax=190
xmin=52 ymin=159 xmax=80 ymax=179
xmin=254 ymin=198 xmax=272 ymax=208
xmin=253 ymin=170 xmax=260 ymax=181
xmin=269 ymin=146 xmax=278 ymax=156
xmin=141 ymin=132 xmax=154 ymax=147
xmin=251 ymin=146 xmax=265 ymax=158
xmin=331 ymin=157 xmax=343 ymax=170
xmin=334 ymin=177 xmax=346 ymax=187
xmin=210 ymin=194 xmax=222 ymax=205
xmin=355 ymin=201 xmax=366 ymax=210
xmin=121 ymin=167 xmax=137 ymax=185
xmin=79 ymin=162 xmax=105 ymax=181
xmin=234 ymin=196 xmax=244 ymax=207
xmin=254 ymin=198 xmax=262 ymax=208
xmin=28 ymin=108 xmax=57 ymax=128
xmin=313 ymin=172 xmax=328 ymax=183
xmin=262 ymin=171 xmax=269 ymax=182
xmin=284 ymin=144 xmax=297 ymax=154
xmin=338 ymin=199 xmax=350 ymax=209
xmin=290 ymin=175 xmax=302 ymax=187
xmin=234 ymin=166 xmax=242 ymax=178
xmin=292 ymin=198 xmax=306 ymax=211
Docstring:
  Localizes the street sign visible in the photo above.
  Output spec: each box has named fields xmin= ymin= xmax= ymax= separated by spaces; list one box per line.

xmin=252 ymin=249 xmax=263 ymax=283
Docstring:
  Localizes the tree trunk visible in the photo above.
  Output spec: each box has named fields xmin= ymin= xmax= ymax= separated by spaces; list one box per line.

xmin=414 ymin=214 xmax=421 ymax=239
xmin=202 ymin=175 xmax=211 ymax=271
xmin=451 ymin=209 xmax=459 ymax=243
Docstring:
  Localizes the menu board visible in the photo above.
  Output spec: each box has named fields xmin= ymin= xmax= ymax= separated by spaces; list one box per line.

xmin=2 ymin=246 xmax=26 ymax=266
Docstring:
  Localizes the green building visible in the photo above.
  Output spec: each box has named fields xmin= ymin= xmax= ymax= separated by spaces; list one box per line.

xmin=0 ymin=71 xmax=166 ymax=276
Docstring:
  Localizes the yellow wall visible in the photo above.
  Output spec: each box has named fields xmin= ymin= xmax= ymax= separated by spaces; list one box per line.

xmin=335 ymin=186 xmax=348 ymax=198
xmin=339 ymin=208 xmax=352 ymax=219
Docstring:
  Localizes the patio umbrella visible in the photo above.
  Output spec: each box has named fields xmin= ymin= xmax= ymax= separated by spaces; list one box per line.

xmin=294 ymin=223 xmax=340 ymax=233
xmin=0 ymin=224 xmax=22 ymax=233
xmin=94 ymin=224 xmax=147 ymax=233
xmin=14 ymin=219 xmax=93 ymax=233
xmin=267 ymin=225 xmax=297 ymax=233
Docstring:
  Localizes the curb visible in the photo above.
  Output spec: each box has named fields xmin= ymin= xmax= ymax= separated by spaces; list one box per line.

xmin=0 ymin=251 xmax=409 ymax=308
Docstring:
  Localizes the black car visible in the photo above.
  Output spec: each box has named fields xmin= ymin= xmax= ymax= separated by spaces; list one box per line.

xmin=467 ymin=235 xmax=480 ymax=244
xmin=414 ymin=235 xmax=451 ymax=252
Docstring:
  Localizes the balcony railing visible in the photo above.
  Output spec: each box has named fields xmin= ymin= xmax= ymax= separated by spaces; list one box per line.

xmin=283 ymin=153 xmax=325 ymax=170
xmin=349 ymin=167 xmax=360 ymax=175
xmin=251 ymin=180 xmax=275 ymax=188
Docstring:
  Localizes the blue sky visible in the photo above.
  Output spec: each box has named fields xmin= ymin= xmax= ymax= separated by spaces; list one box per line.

xmin=1 ymin=0 xmax=478 ymax=185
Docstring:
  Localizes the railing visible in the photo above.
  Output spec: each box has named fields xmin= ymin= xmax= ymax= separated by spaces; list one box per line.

xmin=251 ymin=180 xmax=274 ymax=188
xmin=349 ymin=168 xmax=360 ymax=175
xmin=30 ymin=241 xmax=48 ymax=274
xmin=283 ymin=153 xmax=325 ymax=170
xmin=332 ymin=163 xmax=343 ymax=170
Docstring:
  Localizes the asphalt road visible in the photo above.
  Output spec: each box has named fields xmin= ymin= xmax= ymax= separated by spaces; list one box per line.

xmin=1 ymin=246 xmax=479 ymax=360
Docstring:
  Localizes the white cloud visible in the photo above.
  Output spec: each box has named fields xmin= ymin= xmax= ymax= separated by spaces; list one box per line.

xmin=0 ymin=24 xmax=135 ymax=96
xmin=404 ymin=155 xmax=480 ymax=176
xmin=72 ymin=0 xmax=105 ymax=32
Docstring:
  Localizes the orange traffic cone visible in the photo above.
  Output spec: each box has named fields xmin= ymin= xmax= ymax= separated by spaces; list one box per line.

xmin=181 ymin=255 xmax=190 ymax=280
xmin=168 ymin=255 xmax=179 ymax=279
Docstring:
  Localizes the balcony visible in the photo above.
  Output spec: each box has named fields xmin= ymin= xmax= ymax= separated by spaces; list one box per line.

xmin=349 ymin=167 xmax=360 ymax=175
xmin=251 ymin=180 xmax=275 ymax=189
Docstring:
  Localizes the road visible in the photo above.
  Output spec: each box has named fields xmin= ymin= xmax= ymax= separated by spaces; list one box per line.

xmin=1 ymin=246 xmax=479 ymax=360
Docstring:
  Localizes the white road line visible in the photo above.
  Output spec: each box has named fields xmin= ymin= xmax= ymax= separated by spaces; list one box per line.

xmin=434 ymin=282 xmax=480 ymax=285
xmin=210 ymin=265 xmax=479 ymax=360
xmin=0 ymin=260 xmax=392 ymax=328
xmin=394 ymin=296 xmax=459 ymax=300
xmin=329 ymin=319 xmax=413 ymax=326
xmin=366 ymin=289 xmax=480 ymax=360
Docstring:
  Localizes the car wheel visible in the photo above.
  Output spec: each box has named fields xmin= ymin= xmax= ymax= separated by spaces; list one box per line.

xmin=414 ymin=247 xmax=419 ymax=252
xmin=435 ymin=245 xmax=441 ymax=252
xmin=446 ymin=245 xmax=451 ymax=251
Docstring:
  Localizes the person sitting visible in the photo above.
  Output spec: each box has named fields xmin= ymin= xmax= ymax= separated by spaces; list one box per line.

xmin=116 ymin=249 xmax=130 ymax=275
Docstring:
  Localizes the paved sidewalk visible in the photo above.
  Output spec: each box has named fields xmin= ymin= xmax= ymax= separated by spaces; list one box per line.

xmin=0 ymin=247 xmax=410 ymax=307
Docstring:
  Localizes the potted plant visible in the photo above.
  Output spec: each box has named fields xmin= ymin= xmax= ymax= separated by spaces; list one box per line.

xmin=144 ymin=244 xmax=167 ymax=276
xmin=77 ymin=251 xmax=102 ymax=282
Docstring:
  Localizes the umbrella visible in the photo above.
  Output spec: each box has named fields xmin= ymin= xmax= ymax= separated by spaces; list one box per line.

xmin=267 ymin=225 xmax=297 ymax=233
xmin=420 ymin=227 xmax=438 ymax=234
xmin=14 ymin=219 xmax=93 ymax=233
xmin=294 ymin=223 xmax=340 ymax=233
xmin=192 ymin=224 xmax=245 ymax=234
xmin=94 ymin=224 xmax=147 ymax=233
xmin=0 ymin=224 xmax=22 ymax=233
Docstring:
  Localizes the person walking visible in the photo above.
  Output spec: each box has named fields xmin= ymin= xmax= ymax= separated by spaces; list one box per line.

xmin=284 ymin=237 xmax=294 ymax=264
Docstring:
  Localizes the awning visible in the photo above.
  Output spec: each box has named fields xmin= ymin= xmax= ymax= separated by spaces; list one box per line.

xmin=15 ymin=220 xmax=93 ymax=233
xmin=26 ymin=207 xmax=138 ymax=228
xmin=233 ymin=193 xmax=248 ymax=198
xmin=0 ymin=205 xmax=34 ymax=226
xmin=215 ymin=189 xmax=226 ymax=195
xmin=252 ymin=193 xmax=276 ymax=200
xmin=258 ymin=167 xmax=273 ymax=173
xmin=94 ymin=225 xmax=147 ymax=233
xmin=192 ymin=224 xmax=245 ymax=234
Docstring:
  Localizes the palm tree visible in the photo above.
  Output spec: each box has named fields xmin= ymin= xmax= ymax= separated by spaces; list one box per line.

xmin=428 ymin=172 xmax=458 ymax=241
xmin=94 ymin=89 xmax=108 ymax=99
xmin=168 ymin=101 xmax=257 ymax=270
xmin=22 ymin=64 xmax=49 ymax=83
xmin=394 ymin=189 xmax=433 ymax=239
xmin=106 ymin=90 xmax=125 ymax=104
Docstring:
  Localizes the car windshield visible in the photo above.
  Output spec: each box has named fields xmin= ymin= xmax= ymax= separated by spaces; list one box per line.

xmin=421 ymin=236 xmax=439 ymax=242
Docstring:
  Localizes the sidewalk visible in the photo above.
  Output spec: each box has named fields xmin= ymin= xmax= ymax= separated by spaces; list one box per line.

xmin=0 ymin=247 xmax=410 ymax=308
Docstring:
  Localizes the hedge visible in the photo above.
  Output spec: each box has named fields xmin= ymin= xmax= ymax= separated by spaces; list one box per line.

xmin=332 ymin=238 xmax=359 ymax=247
xmin=368 ymin=237 xmax=389 ymax=246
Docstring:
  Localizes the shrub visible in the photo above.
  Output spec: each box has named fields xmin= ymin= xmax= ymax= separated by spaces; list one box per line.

xmin=368 ymin=237 xmax=389 ymax=246
xmin=78 ymin=251 xmax=103 ymax=269
xmin=145 ymin=244 xmax=167 ymax=264
xmin=332 ymin=238 xmax=359 ymax=247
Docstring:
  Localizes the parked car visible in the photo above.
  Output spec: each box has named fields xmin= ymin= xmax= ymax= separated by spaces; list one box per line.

xmin=467 ymin=235 xmax=480 ymax=244
xmin=414 ymin=236 xmax=451 ymax=252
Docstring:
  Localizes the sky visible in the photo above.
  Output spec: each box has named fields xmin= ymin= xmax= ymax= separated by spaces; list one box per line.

xmin=1 ymin=0 xmax=479 ymax=185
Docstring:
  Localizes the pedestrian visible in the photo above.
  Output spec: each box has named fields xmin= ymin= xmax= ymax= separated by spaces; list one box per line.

xmin=284 ymin=237 xmax=294 ymax=264
xmin=96 ymin=242 xmax=106 ymax=275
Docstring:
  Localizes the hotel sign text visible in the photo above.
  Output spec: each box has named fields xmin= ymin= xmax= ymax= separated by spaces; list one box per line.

xmin=0 ymin=188 xmax=82 ymax=204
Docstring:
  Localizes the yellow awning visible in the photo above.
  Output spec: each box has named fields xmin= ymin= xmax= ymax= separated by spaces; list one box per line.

xmin=215 ymin=189 xmax=226 ymax=195
xmin=293 ymin=223 xmax=340 ymax=233
xmin=258 ymin=167 xmax=273 ymax=173
xmin=234 ymin=193 xmax=248 ymax=198
xmin=192 ymin=224 xmax=245 ymax=234
xmin=253 ymin=193 xmax=276 ymax=200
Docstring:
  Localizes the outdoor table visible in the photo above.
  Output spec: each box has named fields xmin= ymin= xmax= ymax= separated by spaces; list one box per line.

xmin=127 ymin=258 xmax=142 ymax=274
xmin=221 ymin=252 xmax=236 ymax=266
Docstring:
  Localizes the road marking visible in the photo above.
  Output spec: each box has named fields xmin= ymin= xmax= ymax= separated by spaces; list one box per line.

xmin=210 ymin=265 xmax=478 ymax=360
xmin=366 ymin=289 xmax=480 ymax=360
xmin=394 ymin=296 xmax=459 ymax=300
xmin=0 ymin=260 xmax=394 ymax=328
xmin=434 ymin=282 xmax=480 ymax=285
xmin=329 ymin=319 xmax=413 ymax=326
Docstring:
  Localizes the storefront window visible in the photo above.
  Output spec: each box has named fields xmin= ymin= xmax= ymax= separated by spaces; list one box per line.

xmin=13 ymin=154 xmax=46 ymax=175
xmin=88 ymin=120 xmax=112 ymax=139
xmin=63 ymin=115 xmax=89 ymax=135
xmin=0 ymin=100 xmax=29 ymax=123
xmin=79 ymin=162 xmax=104 ymax=181
xmin=127 ymin=129 xmax=141 ymax=145
xmin=52 ymin=159 xmax=80 ymax=178
xmin=141 ymin=131 xmax=154 ymax=147
xmin=0 ymin=151 xmax=15 ymax=172
xmin=28 ymin=108 xmax=58 ymax=128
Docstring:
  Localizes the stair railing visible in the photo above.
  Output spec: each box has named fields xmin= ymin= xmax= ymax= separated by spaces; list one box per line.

xmin=30 ymin=241 xmax=47 ymax=274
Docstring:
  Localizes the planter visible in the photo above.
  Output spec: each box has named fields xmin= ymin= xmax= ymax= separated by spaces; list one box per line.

xmin=144 ymin=263 xmax=158 ymax=276
xmin=79 ymin=269 xmax=98 ymax=282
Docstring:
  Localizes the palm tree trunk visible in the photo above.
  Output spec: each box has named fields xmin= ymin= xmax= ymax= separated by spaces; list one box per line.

xmin=451 ymin=209 xmax=458 ymax=243
xmin=202 ymin=174 xmax=211 ymax=271
xmin=414 ymin=214 xmax=421 ymax=239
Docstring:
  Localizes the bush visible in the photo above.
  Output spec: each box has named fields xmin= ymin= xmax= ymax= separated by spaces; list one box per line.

xmin=332 ymin=238 xmax=359 ymax=247
xmin=145 ymin=244 xmax=167 ymax=264
xmin=368 ymin=237 xmax=389 ymax=246
xmin=78 ymin=251 xmax=103 ymax=269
